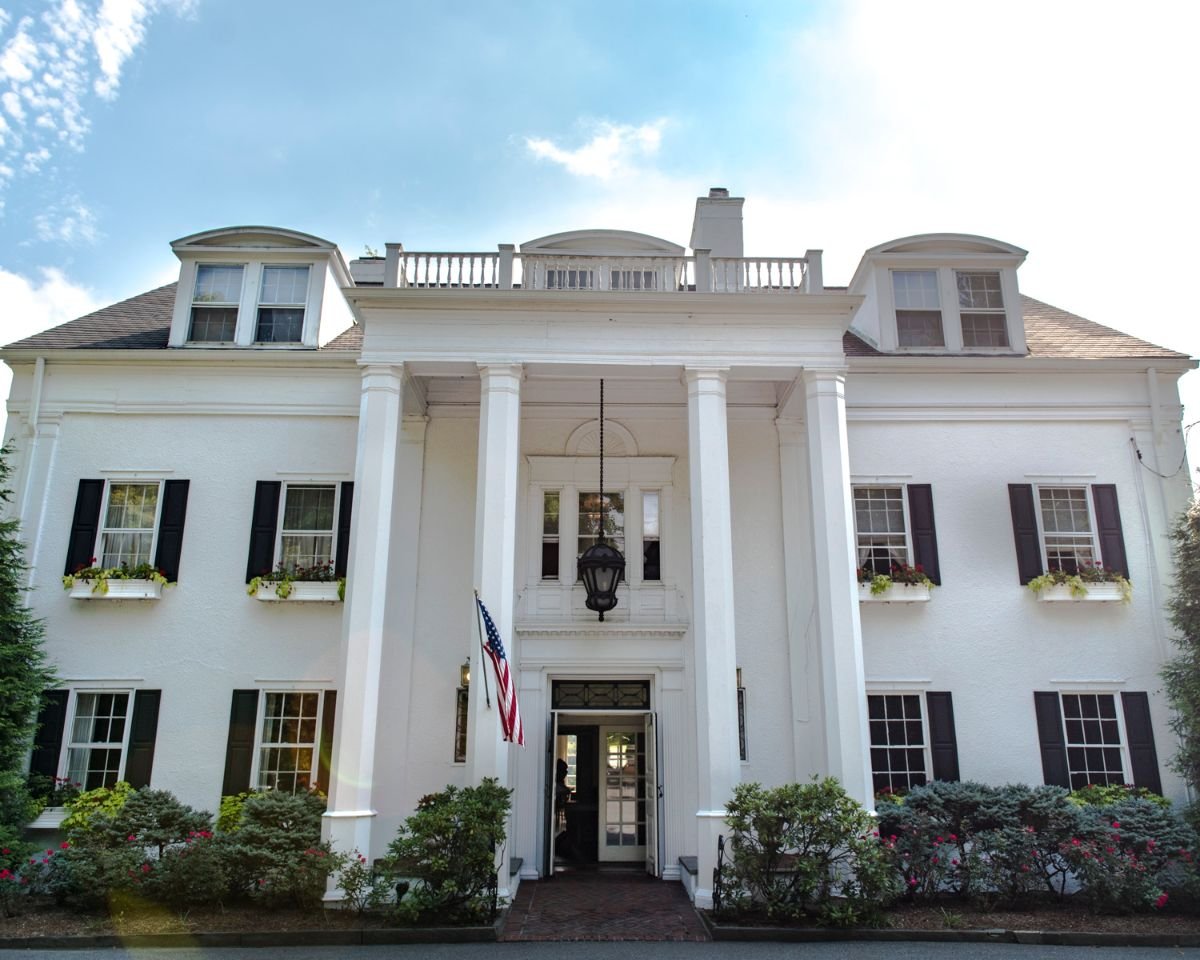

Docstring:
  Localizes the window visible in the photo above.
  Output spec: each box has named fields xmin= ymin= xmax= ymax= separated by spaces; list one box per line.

xmin=279 ymin=484 xmax=337 ymax=572
xmin=542 ymin=491 xmax=560 ymax=580
xmin=453 ymin=686 xmax=469 ymax=763
xmin=577 ymin=491 xmax=625 ymax=568
xmin=546 ymin=269 xmax=594 ymax=290
xmin=1037 ymin=486 xmax=1097 ymax=573
xmin=957 ymin=271 xmax=1008 ymax=347
xmin=642 ymin=491 xmax=661 ymax=581
xmin=612 ymin=269 xmax=657 ymax=290
xmin=854 ymin=486 xmax=908 ymax=575
xmin=893 ymin=270 xmax=944 ymax=347
xmin=736 ymin=668 xmax=747 ymax=762
xmin=99 ymin=482 xmax=161 ymax=569
xmin=256 ymin=691 xmax=321 ymax=792
xmin=1060 ymin=693 xmax=1125 ymax=789
xmin=65 ymin=691 xmax=131 ymax=790
xmin=190 ymin=265 xmax=243 ymax=342
xmin=255 ymin=265 xmax=309 ymax=343
xmin=868 ymin=693 xmax=928 ymax=793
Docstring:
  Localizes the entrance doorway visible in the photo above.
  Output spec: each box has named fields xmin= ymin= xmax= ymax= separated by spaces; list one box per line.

xmin=545 ymin=697 xmax=662 ymax=878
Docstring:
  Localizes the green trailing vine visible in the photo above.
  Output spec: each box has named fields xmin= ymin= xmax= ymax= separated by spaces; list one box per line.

xmin=62 ymin=562 xmax=172 ymax=594
xmin=1027 ymin=566 xmax=1132 ymax=603
xmin=857 ymin=562 xmax=935 ymax=596
xmin=247 ymin=561 xmax=345 ymax=601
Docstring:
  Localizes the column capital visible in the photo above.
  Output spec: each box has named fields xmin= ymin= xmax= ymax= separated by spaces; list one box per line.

xmin=682 ymin=366 xmax=730 ymax=392
xmin=358 ymin=362 xmax=405 ymax=395
xmin=477 ymin=362 xmax=525 ymax=382
xmin=801 ymin=366 xmax=848 ymax=385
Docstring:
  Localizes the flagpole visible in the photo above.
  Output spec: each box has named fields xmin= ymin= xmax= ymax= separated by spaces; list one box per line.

xmin=473 ymin=589 xmax=493 ymax=708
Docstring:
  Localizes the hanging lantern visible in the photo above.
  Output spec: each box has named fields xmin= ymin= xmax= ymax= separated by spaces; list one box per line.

xmin=578 ymin=379 xmax=625 ymax=621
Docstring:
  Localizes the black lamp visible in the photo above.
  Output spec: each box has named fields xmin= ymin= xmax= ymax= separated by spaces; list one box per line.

xmin=578 ymin=379 xmax=625 ymax=620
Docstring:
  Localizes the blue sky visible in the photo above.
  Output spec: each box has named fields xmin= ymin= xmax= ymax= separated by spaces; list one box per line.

xmin=2 ymin=0 xmax=1199 ymax=474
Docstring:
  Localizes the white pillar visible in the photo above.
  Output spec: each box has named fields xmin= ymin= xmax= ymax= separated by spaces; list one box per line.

xmin=323 ymin=363 xmax=407 ymax=866
xmin=466 ymin=362 xmax=523 ymax=898
xmin=684 ymin=366 xmax=741 ymax=908
xmin=802 ymin=369 xmax=873 ymax=807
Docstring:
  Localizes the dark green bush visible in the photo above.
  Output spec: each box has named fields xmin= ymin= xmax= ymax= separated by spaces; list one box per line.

xmin=144 ymin=831 xmax=228 ymax=910
xmin=88 ymin=788 xmax=212 ymax=858
xmin=718 ymin=777 xmax=898 ymax=927
xmin=220 ymin=790 xmax=335 ymax=910
xmin=22 ymin=840 xmax=142 ymax=908
xmin=381 ymin=777 xmax=512 ymax=925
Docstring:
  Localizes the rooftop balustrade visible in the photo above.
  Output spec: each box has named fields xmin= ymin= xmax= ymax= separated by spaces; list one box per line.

xmin=377 ymin=247 xmax=823 ymax=293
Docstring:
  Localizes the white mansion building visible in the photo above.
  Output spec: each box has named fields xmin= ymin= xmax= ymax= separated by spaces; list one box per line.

xmin=3 ymin=190 xmax=1193 ymax=907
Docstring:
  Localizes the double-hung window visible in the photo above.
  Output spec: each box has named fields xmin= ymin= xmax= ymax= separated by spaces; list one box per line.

xmin=957 ymin=271 xmax=1009 ymax=347
xmin=641 ymin=491 xmax=661 ymax=581
xmin=853 ymin=485 xmax=909 ymax=576
xmin=256 ymin=265 xmax=309 ymax=343
xmin=99 ymin=482 xmax=161 ymax=569
xmin=893 ymin=270 xmax=944 ymax=347
xmin=1060 ymin=692 xmax=1125 ymax=789
xmin=279 ymin=484 xmax=337 ymax=573
xmin=255 ymin=691 xmax=321 ymax=792
xmin=1037 ymin=486 xmax=1097 ymax=573
xmin=189 ymin=265 xmax=243 ymax=343
xmin=66 ymin=691 xmax=131 ymax=790
xmin=868 ymin=693 xmax=929 ymax=793
xmin=577 ymin=491 xmax=626 ymax=569
xmin=541 ymin=492 xmax=560 ymax=580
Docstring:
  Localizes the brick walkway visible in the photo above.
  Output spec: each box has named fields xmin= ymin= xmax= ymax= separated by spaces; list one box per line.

xmin=500 ymin=868 xmax=710 ymax=941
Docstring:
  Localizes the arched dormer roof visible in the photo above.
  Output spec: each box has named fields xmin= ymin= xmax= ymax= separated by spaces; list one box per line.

xmin=171 ymin=226 xmax=338 ymax=251
xmin=863 ymin=233 xmax=1027 ymax=258
xmin=520 ymin=229 xmax=684 ymax=257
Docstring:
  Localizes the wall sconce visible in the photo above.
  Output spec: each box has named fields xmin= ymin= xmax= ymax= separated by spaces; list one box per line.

xmin=460 ymin=660 xmax=471 ymax=689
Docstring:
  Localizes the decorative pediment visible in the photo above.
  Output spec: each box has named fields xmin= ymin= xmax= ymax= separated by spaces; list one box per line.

xmin=565 ymin=419 xmax=638 ymax=456
xmin=520 ymin=229 xmax=684 ymax=257
xmin=864 ymin=233 xmax=1026 ymax=258
xmin=172 ymin=226 xmax=335 ymax=251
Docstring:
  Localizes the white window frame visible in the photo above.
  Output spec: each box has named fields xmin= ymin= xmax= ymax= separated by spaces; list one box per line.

xmin=541 ymin=489 xmax=561 ymax=581
xmin=891 ymin=269 xmax=945 ymax=350
xmin=254 ymin=265 xmax=311 ymax=344
xmin=250 ymin=688 xmax=325 ymax=794
xmin=61 ymin=688 xmax=134 ymax=791
xmin=96 ymin=480 xmax=165 ymax=570
xmin=189 ymin=263 xmax=245 ymax=343
xmin=852 ymin=483 xmax=913 ymax=574
xmin=274 ymin=482 xmax=341 ymax=575
xmin=1058 ymin=691 xmax=1130 ymax=789
xmin=575 ymin=488 xmax=627 ymax=581
xmin=1034 ymin=484 xmax=1100 ymax=574
xmin=956 ymin=270 xmax=1009 ymax=349
xmin=866 ymin=690 xmax=932 ymax=794
xmin=641 ymin=488 xmax=662 ymax=583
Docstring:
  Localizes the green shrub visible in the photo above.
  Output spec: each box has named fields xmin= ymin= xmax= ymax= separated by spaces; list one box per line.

xmin=336 ymin=850 xmax=391 ymax=915
xmin=62 ymin=781 xmax=134 ymax=835
xmin=1070 ymin=784 xmax=1171 ymax=808
xmin=718 ymin=777 xmax=899 ymax=926
xmin=144 ymin=831 xmax=228 ymax=911
xmin=221 ymin=790 xmax=335 ymax=910
xmin=87 ymin=788 xmax=212 ymax=858
xmin=217 ymin=792 xmax=252 ymax=833
xmin=22 ymin=839 xmax=142 ymax=908
xmin=381 ymin=777 xmax=512 ymax=925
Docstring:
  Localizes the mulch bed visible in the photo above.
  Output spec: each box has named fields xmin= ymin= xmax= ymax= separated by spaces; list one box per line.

xmin=887 ymin=903 xmax=1200 ymax=935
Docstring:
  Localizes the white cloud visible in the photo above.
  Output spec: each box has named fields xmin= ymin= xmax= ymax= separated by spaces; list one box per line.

xmin=33 ymin=195 xmax=99 ymax=244
xmin=92 ymin=0 xmax=151 ymax=99
xmin=525 ymin=119 xmax=667 ymax=181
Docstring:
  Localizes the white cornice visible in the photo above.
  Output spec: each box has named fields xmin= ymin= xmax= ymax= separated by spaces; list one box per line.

xmin=515 ymin=622 xmax=688 ymax=641
xmin=848 ymin=355 xmax=1195 ymax=374
xmin=0 ymin=349 xmax=359 ymax=368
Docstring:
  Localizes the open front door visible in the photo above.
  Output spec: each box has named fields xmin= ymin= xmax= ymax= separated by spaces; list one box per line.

xmin=645 ymin=711 xmax=662 ymax=877
xmin=543 ymin=711 xmax=559 ymax=877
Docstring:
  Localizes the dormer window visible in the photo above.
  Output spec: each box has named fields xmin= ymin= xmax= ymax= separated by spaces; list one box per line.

xmin=189 ymin=265 xmax=244 ymax=342
xmin=892 ymin=270 xmax=944 ymax=348
xmin=957 ymin=271 xmax=1009 ymax=348
xmin=255 ymin=265 xmax=310 ymax=343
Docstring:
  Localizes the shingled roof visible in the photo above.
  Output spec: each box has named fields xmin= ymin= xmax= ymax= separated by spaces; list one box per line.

xmin=2 ymin=284 xmax=1189 ymax=362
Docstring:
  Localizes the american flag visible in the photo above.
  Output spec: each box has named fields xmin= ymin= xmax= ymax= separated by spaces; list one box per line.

xmin=476 ymin=596 xmax=524 ymax=746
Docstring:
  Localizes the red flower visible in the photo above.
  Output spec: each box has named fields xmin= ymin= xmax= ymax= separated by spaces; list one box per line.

xmin=59 ymin=841 xmax=70 ymax=850
xmin=1156 ymin=893 xmax=1169 ymax=909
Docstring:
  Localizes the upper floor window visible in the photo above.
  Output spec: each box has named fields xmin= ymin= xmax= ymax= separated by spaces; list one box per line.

xmin=1037 ymin=486 xmax=1096 ymax=573
xmin=256 ymin=266 xmax=309 ymax=343
xmin=189 ymin=264 xmax=243 ymax=342
xmin=957 ymin=271 xmax=1008 ymax=347
xmin=541 ymin=491 xmax=560 ymax=580
xmin=612 ymin=269 xmax=657 ymax=291
xmin=546 ymin=269 xmax=594 ymax=290
xmin=577 ymin=491 xmax=625 ymax=574
xmin=279 ymin=483 xmax=338 ymax=572
xmin=854 ymin=485 xmax=909 ymax=575
xmin=99 ymin=482 xmax=162 ymax=569
xmin=642 ymin=491 xmax=661 ymax=582
xmin=892 ymin=270 xmax=944 ymax=347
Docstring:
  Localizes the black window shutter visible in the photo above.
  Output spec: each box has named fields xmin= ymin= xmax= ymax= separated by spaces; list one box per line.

xmin=334 ymin=482 xmax=354 ymax=579
xmin=316 ymin=690 xmax=337 ymax=794
xmin=1009 ymin=484 xmax=1043 ymax=584
xmin=222 ymin=690 xmax=260 ymax=796
xmin=926 ymin=691 xmax=959 ymax=781
xmin=124 ymin=690 xmax=162 ymax=789
xmin=1092 ymin=485 xmax=1129 ymax=579
xmin=1121 ymin=691 xmax=1163 ymax=794
xmin=153 ymin=480 xmax=190 ymax=582
xmin=29 ymin=690 xmax=69 ymax=779
xmin=907 ymin=485 xmax=941 ymax=585
xmin=1034 ymin=691 xmax=1070 ymax=788
xmin=64 ymin=479 xmax=105 ymax=575
xmin=245 ymin=482 xmax=281 ymax=582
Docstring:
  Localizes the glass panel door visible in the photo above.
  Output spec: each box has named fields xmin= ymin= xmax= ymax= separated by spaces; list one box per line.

xmin=598 ymin=725 xmax=646 ymax=862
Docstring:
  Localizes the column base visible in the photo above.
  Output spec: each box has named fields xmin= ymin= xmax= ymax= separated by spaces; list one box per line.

xmin=322 ymin=809 xmax=377 ymax=902
xmin=693 ymin=809 xmax=728 ymax=910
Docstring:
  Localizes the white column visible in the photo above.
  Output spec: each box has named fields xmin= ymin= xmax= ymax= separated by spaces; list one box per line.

xmin=466 ymin=363 xmax=523 ymax=898
xmin=802 ymin=369 xmax=873 ymax=807
xmin=323 ymin=363 xmax=406 ymax=866
xmin=684 ymin=366 xmax=741 ymax=908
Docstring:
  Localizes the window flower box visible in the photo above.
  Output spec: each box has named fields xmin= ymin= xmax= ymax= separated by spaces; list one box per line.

xmin=67 ymin=578 xmax=163 ymax=600
xmin=1034 ymin=582 xmax=1128 ymax=603
xmin=252 ymin=581 xmax=343 ymax=603
xmin=858 ymin=582 xmax=932 ymax=603
xmin=28 ymin=806 xmax=68 ymax=830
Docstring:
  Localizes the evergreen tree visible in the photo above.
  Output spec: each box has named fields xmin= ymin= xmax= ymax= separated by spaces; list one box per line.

xmin=1164 ymin=501 xmax=1200 ymax=794
xmin=0 ymin=444 xmax=55 ymax=826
